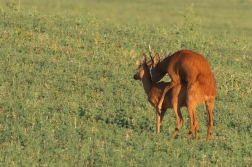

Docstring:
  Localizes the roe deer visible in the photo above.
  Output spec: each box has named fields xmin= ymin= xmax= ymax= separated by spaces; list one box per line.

xmin=134 ymin=54 xmax=187 ymax=136
xmin=149 ymin=48 xmax=216 ymax=141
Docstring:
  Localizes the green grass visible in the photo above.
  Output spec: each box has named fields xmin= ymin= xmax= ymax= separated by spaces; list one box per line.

xmin=1 ymin=0 xmax=252 ymax=39
xmin=0 ymin=1 xmax=252 ymax=166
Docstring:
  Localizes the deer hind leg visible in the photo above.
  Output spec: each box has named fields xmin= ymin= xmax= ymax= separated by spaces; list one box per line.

xmin=172 ymin=107 xmax=183 ymax=139
xmin=194 ymin=111 xmax=199 ymax=140
xmin=186 ymin=79 xmax=200 ymax=141
xmin=186 ymin=103 xmax=198 ymax=141
xmin=205 ymin=98 xmax=215 ymax=141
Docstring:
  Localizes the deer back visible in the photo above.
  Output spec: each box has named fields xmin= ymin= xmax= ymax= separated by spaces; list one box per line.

xmin=151 ymin=50 xmax=214 ymax=83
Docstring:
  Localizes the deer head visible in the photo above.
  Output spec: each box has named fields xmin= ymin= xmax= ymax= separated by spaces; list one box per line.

xmin=150 ymin=53 xmax=167 ymax=83
xmin=147 ymin=45 xmax=166 ymax=83
xmin=133 ymin=54 xmax=147 ymax=80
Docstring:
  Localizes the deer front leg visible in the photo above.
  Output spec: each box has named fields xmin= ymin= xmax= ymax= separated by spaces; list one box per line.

xmin=157 ymin=83 xmax=175 ymax=110
xmin=156 ymin=108 xmax=162 ymax=133
xmin=160 ymin=109 xmax=166 ymax=123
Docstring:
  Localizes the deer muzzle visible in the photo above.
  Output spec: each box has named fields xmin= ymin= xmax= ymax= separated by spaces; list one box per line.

xmin=133 ymin=74 xmax=140 ymax=80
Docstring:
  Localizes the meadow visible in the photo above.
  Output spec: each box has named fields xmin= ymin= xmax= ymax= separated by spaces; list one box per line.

xmin=0 ymin=0 xmax=252 ymax=166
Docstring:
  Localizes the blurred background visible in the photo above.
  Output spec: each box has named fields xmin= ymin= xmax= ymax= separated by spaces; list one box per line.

xmin=1 ymin=0 xmax=252 ymax=39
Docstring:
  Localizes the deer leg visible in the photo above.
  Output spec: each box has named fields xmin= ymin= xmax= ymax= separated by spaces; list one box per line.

xmin=156 ymin=109 xmax=166 ymax=134
xmin=156 ymin=109 xmax=161 ymax=134
xmin=157 ymin=82 xmax=176 ymax=110
xmin=160 ymin=109 xmax=166 ymax=123
xmin=186 ymin=80 xmax=200 ymax=141
xmin=187 ymin=109 xmax=194 ymax=141
xmin=193 ymin=111 xmax=199 ymax=140
xmin=172 ymin=107 xmax=183 ymax=139
xmin=205 ymin=98 xmax=214 ymax=142
xmin=186 ymin=103 xmax=197 ymax=141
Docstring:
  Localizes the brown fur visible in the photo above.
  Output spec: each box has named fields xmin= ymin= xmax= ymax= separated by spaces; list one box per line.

xmin=150 ymin=50 xmax=217 ymax=141
xmin=134 ymin=54 xmax=187 ymax=136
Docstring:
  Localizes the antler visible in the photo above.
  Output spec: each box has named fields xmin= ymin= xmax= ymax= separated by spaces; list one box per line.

xmin=167 ymin=52 xmax=172 ymax=57
xmin=160 ymin=50 xmax=165 ymax=58
xmin=148 ymin=44 xmax=153 ymax=60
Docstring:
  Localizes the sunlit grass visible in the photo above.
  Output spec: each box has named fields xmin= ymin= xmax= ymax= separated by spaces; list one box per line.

xmin=0 ymin=1 xmax=251 ymax=166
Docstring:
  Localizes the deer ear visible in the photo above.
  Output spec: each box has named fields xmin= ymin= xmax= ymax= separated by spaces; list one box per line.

xmin=140 ymin=54 xmax=147 ymax=64
xmin=152 ymin=53 xmax=160 ymax=67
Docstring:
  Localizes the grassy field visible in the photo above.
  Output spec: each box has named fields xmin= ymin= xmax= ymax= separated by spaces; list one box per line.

xmin=0 ymin=0 xmax=252 ymax=166
xmin=1 ymin=0 xmax=252 ymax=39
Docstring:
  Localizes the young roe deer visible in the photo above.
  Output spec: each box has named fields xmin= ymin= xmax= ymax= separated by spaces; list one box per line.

xmin=134 ymin=54 xmax=187 ymax=135
xmin=149 ymin=48 xmax=216 ymax=141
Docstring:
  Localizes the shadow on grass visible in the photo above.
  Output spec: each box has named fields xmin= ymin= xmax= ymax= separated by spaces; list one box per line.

xmin=78 ymin=106 xmax=154 ymax=133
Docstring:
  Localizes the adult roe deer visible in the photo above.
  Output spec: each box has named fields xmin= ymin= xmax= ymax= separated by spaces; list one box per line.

xmin=149 ymin=47 xmax=216 ymax=141
xmin=134 ymin=54 xmax=187 ymax=136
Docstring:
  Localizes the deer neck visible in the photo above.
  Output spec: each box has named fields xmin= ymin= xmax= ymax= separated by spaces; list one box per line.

xmin=141 ymin=64 xmax=153 ymax=96
xmin=159 ymin=56 xmax=171 ymax=73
